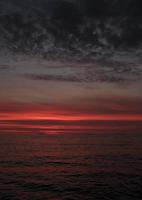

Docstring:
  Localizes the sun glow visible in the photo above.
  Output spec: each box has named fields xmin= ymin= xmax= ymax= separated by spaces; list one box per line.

xmin=0 ymin=112 xmax=142 ymax=121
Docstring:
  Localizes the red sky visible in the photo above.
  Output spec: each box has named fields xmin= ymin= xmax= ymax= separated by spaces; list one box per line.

xmin=0 ymin=97 xmax=142 ymax=134
xmin=0 ymin=58 xmax=142 ymax=134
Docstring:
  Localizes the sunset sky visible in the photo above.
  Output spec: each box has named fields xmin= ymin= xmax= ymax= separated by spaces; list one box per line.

xmin=0 ymin=0 xmax=142 ymax=134
xmin=0 ymin=57 xmax=142 ymax=134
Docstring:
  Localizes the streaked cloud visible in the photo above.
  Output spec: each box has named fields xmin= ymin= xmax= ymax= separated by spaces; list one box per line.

xmin=1 ymin=118 xmax=142 ymax=134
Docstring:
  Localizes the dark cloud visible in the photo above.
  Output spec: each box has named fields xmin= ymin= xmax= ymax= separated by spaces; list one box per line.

xmin=23 ymin=72 xmax=127 ymax=84
xmin=1 ymin=119 xmax=142 ymax=134
xmin=23 ymin=73 xmax=83 ymax=82
xmin=22 ymin=56 xmax=142 ymax=84
xmin=0 ymin=1 xmax=142 ymax=85
xmin=1 ymin=0 xmax=142 ymax=57
xmin=1 ymin=119 xmax=142 ymax=128
xmin=0 ymin=64 xmax=10 ymax=70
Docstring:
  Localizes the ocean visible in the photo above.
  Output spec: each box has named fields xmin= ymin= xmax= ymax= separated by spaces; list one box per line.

xmin=0 ymin=133 xmax=142 ymax=200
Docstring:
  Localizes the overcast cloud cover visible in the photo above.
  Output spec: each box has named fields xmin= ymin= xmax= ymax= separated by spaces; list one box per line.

xmin=0 ymin=0 xmax=142 ymax=84
xmin=1 ymin=0 xmax=142 ymax=55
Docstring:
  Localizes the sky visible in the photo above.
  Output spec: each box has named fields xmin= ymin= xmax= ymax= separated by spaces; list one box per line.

xmin=0 ymin=0 xmax=142 ymax=134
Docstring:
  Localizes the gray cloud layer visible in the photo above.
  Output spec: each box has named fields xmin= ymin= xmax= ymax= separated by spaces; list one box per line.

xmin=0 ymin=0 xmax=142 ymax=84
xmin=1 ymin=0 xmax=142 ymax=58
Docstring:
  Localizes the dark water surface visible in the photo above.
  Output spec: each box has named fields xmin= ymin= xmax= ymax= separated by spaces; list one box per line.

xmin=0 ymin=133 xmax=142 ymax=200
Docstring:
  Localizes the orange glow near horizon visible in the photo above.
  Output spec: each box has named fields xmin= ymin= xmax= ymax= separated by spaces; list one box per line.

xmin=0 ymin=111 xmax=142 ymax=121
xmin=0 ymin=101 xmax=142 ymax=134
xmin=0 ymin=111 xmax=142 ymax=134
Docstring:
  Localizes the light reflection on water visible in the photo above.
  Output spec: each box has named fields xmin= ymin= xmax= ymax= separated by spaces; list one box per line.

xmin=0 ymin=133 xmax=142 ymax=200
